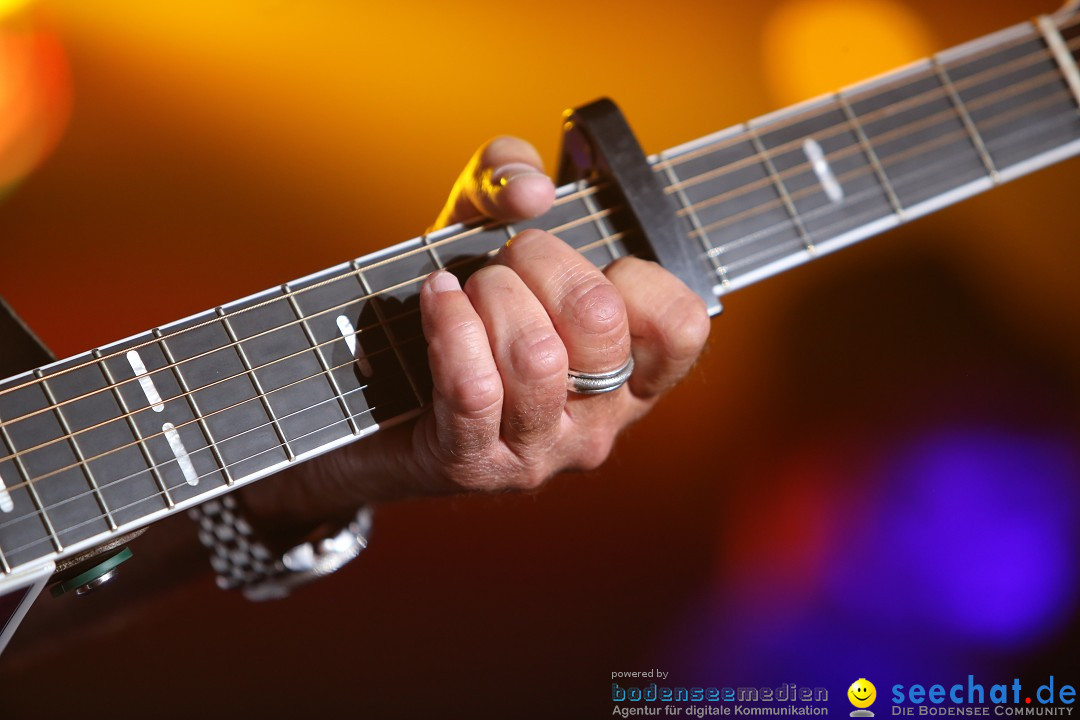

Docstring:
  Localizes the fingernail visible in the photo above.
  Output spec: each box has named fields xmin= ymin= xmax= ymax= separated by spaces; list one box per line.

xmin=491 ymin=162 xmax=547 ymax=188
xmin=429 ymin=270 xmax=461 ymax=294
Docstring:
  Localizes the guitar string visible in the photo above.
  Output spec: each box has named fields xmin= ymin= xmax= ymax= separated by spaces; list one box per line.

xmin=672 ymin=67 xmax=1069 ymax=229
xmin=0 ymin=229 xmax=634 ymax=511
xmin=0 ymin=231 xmax=641 ymax=550
xmin=0 ymin=29 xmax=1074 ymax=435
xmin=654 ymin=12 xmax=1080 ymax=174
xmin=0 ymin=360 xmax=416 ymax=538
xmin=0 ymin=24 xmax=1074 ymax=419
xmin=0 ymin=200 xmax=621 ymax=439
xmin=714 ymin=107 xmax=1080 ymax=277
xmin=0 ymin=215 xmax=630 ymax=471
xmin=0 ymin=328 xmax=428 ymax=513
xmin=0 ymin=181 xmax=607 ymax=406
xmin=664 ymin=46 xmax=1070 ymax=195
xmin=690 ymin=88 xmax=1074 ymax=249
xmin=0 ymin=50 xmax=1071 ymax=479
xmin=0 ymin=104 xmax=1068 ymax=556
xmin=0 ymin=381 xmax=419 ymax=558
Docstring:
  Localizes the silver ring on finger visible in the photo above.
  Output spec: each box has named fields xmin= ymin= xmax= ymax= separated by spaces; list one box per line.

xmin=566 ymin=355 xmax=634 ymax=395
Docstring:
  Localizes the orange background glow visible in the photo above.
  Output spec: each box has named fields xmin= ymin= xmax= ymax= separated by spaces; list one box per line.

xmin=2 ymin=0 xmax=1078 ymax=716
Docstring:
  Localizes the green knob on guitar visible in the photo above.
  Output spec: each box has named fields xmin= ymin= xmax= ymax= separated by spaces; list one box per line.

xmin=50 ymin=547 xmax=134 ymax=598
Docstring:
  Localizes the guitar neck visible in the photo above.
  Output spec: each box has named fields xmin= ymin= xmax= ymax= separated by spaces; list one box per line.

xmin=1 ymin=7 xmax=1079 ymax=576
xmin=661 ymin=10 xmax=1080 ymax=295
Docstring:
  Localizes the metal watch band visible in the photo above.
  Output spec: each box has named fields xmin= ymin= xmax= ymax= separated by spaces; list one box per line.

xmin=188 ymin=494 xmax=372 ymax=601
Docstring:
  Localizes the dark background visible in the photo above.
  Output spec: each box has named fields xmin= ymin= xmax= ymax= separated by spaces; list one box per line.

xmin=0 ymin=0 xmax=1077 ymax=717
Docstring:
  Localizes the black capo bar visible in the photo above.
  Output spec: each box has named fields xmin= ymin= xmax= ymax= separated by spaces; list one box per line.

xmin=557 ymin=98 xmax=721 ymax=315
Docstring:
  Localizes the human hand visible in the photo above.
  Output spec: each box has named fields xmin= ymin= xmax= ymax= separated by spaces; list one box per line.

xmin=241 ymin=136 xmax=710 ymax=539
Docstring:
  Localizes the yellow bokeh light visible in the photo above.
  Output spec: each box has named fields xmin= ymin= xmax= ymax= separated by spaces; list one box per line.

xmin=762 ymin=0 xmax=936 ymax=106
xmin=0 ymin=0 xmax=33 ymax=19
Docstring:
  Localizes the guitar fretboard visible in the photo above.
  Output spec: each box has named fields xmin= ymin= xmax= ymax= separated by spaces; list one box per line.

xmin=1 ymin=10 xmax=1079 ymax=575
xmin=659 ymin=16 xmax=1080 ymax=293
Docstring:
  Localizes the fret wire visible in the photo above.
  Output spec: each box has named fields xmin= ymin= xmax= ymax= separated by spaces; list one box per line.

xmin=0 ymin=61 xmax=1072 ymax=481
xmin=215 ymin=308 xmax=296 ymax=461
xmin=577 ymin=180 xmax=620 ymax=262
xmin=0 ymin=379 xmax=424 ymax=560
xmin=719 ymin=136 xmax=984 ymax=278
xmin=354 ymin=265 xmax=427 ymax=408
xmin=706 ymin=169 xmax=889 ymax=260
xmin=679 ymin=65 xmax=1067 ymax=228
xmin=836 ymin=92 xmax=907 ymax=218
xmin=658 ymin=155 xmax=730 ymax=288
xmin=665 ymin=51 xmax=1071 ymax=205
xmin=34 ymin=369 xmax=118 ymax=531
xmin=284 ymin=285 xmax=361 ymax=437
xmin=716 ymin=94 xmax=1079 ymax=277
xmin=704 ymin=157 xmax=902 ymax=260
xmin=709 ymin=88 xmax=1073 ymax=262
xmin=0 ymin=203 xmax=623 ymax=444
xmin=656 ymin=22 xmax=1063 ymax=175
xmin=0 ymin=230 xmax=628 ymax=513
xmin=718 ymin=165 xmax=940 ymax=278
xmin=0 ymin=357 xmax=411 ymax=538
xmin=718 ymin=155 xmax=919 ymax=270
xmin=0 ymin=454 xmax=10 ymax=568
xmin=664 ymin=34 xmax=1079 ymax=199
xmin=1037 ymin=14 xmax=1080 ymax=107
xmin=933 ymin=56 xmax=1001 ymax=181
xmin=0 ymin=185 xmax=611 ymax=411
xmin=155 ymin=329 xmax=234 ymax=486
xmin=0 ymin=409 xmax=62 ymax=552
xmin=6 ymin=231 xmax=639 ymax=539
xmin=3 ymin=34 xmax=1080 ymax=444
xmin=0 ymin=288 xmax=435 ymax=476
xmin=421 ymin=232 xmax=447 ymax=270
xmin=696 ymin=113 xmax=959 ymax=244
xmin=746 ymin=126 xmax=816 ymax=253
xmin=0 ymin=341 xmax=408 ymax=529
xmin=93 ymin=349 xmax=175 ymax=509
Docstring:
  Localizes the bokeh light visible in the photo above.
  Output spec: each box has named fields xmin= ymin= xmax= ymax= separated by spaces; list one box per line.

xmin=763 ymin=0 xmax=936 ymax=105
xmin=0 ymin=4 xmax=71 ymax=196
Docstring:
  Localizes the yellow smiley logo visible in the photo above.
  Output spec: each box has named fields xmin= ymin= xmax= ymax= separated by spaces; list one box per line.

xmin=848 ymin=679 xmax=877 ymax=709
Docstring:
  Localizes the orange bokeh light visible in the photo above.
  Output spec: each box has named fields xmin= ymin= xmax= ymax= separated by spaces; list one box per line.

xmin=762 ymin=0 xmax=936 ymax=105
xmin=0 ymin=13 xmax=71 ymax=193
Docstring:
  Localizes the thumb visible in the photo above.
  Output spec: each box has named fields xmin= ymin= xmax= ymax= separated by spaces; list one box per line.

xmin=432 ymin=135 xmax=556 ymax=229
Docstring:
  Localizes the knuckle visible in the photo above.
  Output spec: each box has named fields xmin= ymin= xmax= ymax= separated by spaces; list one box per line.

xmin=445 ymin=369 xmax=502 ymax=418
xmin=513 ymin=464 xmax=550 ymax=492
xmin=510 ymin=327 xmax=567 ymax=383
xmin=567 ymin=281 xmax=626 ymax=338
xmin=573 ymin=427 xmax=616 ymax=471
xmin=463 ymin=264 xmax=514 ymax=295
xmin=663 ymin=293 xmax=710 ymax=362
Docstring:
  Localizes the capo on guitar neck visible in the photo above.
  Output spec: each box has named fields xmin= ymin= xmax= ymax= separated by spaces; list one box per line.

xmin=557 ymin=98 xmax=722 ymax=315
